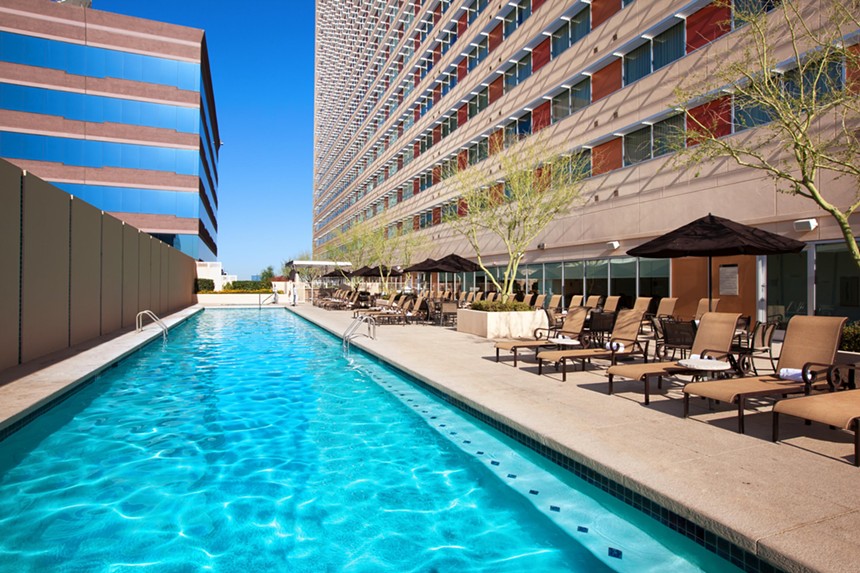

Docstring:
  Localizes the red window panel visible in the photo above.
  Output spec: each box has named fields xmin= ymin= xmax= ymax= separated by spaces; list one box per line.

xmin=414 ymin=106 xmax=421 ymax=121
xmin=384 ymin=196 xmax=389 ymax=209
xmin=457 ymin=11 xmax=468 ymax=36
xmin=433 ymin=124 xmax=442 ymax=144
xmin=458 ymin=58 xmax=468 ymax=82
xmin=591 ymin=138 xmax=622 ymax=175
xmin=433 ymin=85 xmax=441 ymax=104
xmin=532 ymin=0 xmax=546 ymax=9
xmin=384 ymin=166 xmax=389 ymax=179
xmin=397 ymin=155 xmax=403 ymax=169
xmin=490 ymin=183 xmax=505 ymax=205
xmin=686 ymin=3 xmax=731 ymax=53
xmin=686 ymin=96 xmax=732 ymax=146
xmin=433 ymin=3 xmax=441 ymax=24
xmin=457 ymin=105 xmax=468 ymax=127
xmin=458 ymin=149 xmax=469 ymax=170
xmin=532 ymin=38 xmax=551 ymax=72
xmin=489 ymin=129 xmax=504 ymax=154
xmin=488 ymin=23 xmax=502 ymax=52
xmin=397 ymin=221 xmax=403 ymax=234
xmin=489 ymin=76 xmax=504 ymax=104
xmin=413 ymin=178 xmax=420 ymax=194
xmin=848 ymin=44 xmax=860 ymax=93
xmin=432 ymin=165 xmax=441 ymax=184
xmin=432 ymin=207 xmax=441 ymax=225
xmin=433 ymin=45 xmax=441 ymax=65
xmin=591 ymin=59 xmax=622 ymax=102
xmin=397 ymin=188 xmax=403 ymax=202
xmin=457 ymin=198 xmax=468 ymax=217
xmin=413 ymin=215 xmax=420 ymax=231
xmin=414 ymin=141 xmax=421 ymax=157
xmin=532 ymin=101 xmax=551 ymax=132
xmin=591 ymin=0 xmax=620 ymax=29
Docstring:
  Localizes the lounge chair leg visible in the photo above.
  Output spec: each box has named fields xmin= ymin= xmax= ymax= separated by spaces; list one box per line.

xmin=608 ymin=374 xmax=614 ymax=396
xmin=538 ymin=358 xmax=543 ymax=376
xmin=683 ymin=393 xmax=689 ymax=418
xmin=657 ymin=375 xmax=663 ymax=390
xmin=772 ymin=411 xmax=779 ymax=442
xmin=737 ymin=398 xmax=745 ymax=434
xmin=495 ymin=348 xmax=500 ymax=363
xmin=644 ymin=378 xmax=650 ymax=406
xmin=855 ymin=420 xmax=860 ymax=467
xmin=562 ymin=359 xmax=567 ymax=382
xmin=513 ymin=348 xmax=518 ymax=368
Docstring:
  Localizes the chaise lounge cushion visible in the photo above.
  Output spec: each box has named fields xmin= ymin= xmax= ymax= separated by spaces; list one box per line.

xmin=774 ymin=390 xmax=860 ymax=431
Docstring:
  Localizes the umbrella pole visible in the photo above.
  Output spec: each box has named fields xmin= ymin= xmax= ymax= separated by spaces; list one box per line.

xmin=708 ymin=256 xmax=713 ymax=312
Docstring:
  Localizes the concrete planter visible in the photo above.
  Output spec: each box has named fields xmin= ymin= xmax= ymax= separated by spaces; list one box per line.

xmin=457 ymin=309 xmax=547 ymax=339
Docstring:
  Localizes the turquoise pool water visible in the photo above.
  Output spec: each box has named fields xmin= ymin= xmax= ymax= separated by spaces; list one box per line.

xmin=0 ymin=310 xmax=739 ymax=572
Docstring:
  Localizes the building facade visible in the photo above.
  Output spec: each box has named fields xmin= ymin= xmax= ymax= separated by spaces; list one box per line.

xmin=313 ymin=0 xmax=859 ymax=322
xmin=0 ymin=0 xmax=220 ymax=261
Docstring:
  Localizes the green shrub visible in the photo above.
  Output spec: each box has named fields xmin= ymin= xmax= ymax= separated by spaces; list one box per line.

xmin=225 ymin=280 xmax=268 ymax=292
xmin=841 ymin=322 xmax=860 ymax=352
xmin=470 ymin=300 xmax=533 ymax=312
xmin=195 ymin=278 xmax=214 ymax=293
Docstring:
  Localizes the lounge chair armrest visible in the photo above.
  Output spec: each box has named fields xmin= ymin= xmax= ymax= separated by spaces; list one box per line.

xmin=801 ymin=361 xmax=837 ymax=392
xmin=532 ymin=327 xmax=557 ymax=340
xmin=826 ymin=363 xmax=860 ymax=391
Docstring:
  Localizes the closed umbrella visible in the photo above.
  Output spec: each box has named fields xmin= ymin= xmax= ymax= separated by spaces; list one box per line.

xmin=628 ymin=214 xmax=805 ymax=310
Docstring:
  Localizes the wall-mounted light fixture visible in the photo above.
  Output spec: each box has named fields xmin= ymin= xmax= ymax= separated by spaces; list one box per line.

xmin=537 ymin=242 xmax=546 ymax=250
xmin=607 ymin=240 xmax=621 ymax=250
xmin=793 ymin=218 xmax=818 ymax=232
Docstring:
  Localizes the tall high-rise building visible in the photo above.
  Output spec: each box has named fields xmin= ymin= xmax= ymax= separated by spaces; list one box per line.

xmin=314 ymin=0 xmax=859 ymax=321
xmin=0 ymin=0 xmax=220 ymax=260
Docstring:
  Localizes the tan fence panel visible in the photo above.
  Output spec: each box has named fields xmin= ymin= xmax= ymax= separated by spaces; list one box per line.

xmin=150 ymin=238 xmax=162 ymax=315
xmin=101 ymin=214 xmax=123 ymax=335
xmin=0 ymin=162 xmax=22 ymax=370
xmin=70 ymin=199 xmax=102 ymax=346
xmin=137 ymin=234 xmax=151 ymax=314
xmin=159 ymin=241 xmax=169 ymax=315
xmin=21 ymin=173 xmax=70 ymax=362
xmin=122 ymin=225 xmax=139 ymax=328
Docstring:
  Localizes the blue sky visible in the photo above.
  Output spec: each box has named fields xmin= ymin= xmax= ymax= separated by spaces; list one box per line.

xmin=98 ymin=0 xmax=316 ymax=279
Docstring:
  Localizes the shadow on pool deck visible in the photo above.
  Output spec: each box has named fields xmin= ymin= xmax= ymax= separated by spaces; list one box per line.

xmin=289 ymin=303 xmax=860 ymax=573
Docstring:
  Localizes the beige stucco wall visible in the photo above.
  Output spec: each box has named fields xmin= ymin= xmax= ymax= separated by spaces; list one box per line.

xmin=0 ymin=160 xmax=197 ymax=374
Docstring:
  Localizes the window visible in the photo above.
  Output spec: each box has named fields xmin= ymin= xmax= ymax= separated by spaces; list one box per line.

xmin=624 ymin=22 xmax=685 ymax=85
xmin=468 ymin=86 xmax=489 ymax=119
xmin=733 ymin=94 xmax=773 ymax=131
xmin=551 ymin=6 xmax=590 ymax=58
xmin=551 ymin=78 xmax=590 ymax=123
xmin=504 ymin=0 xmax=531 ymax=38
xmin=504 ymin=53 xmax=532 ymax=91
xmin=733 ymin=0 xmax=779 ymax=27
xmin=623 ymin=115 xmax=683 ymax=165
xmin=783 ymin=60 xmax=843 ymax=103
xmin=441 ymin=114 xmax=457 ymax=137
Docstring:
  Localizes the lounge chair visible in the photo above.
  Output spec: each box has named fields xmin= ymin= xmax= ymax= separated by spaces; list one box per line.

xmin=546 ymin=294 xmax=562 ymax=312
xmin=772 ymin=364 xmax=860 ymax=466
xmin=531 ymin=293 xmax=546 ymax=309
xmin=694 ymin=298 xmax=720 ymax=320
xmin=566 ymin=294 xmax=583 ymax=310
xmin=648 ymin=297 xmax=678 ymax=321
xmin=536 ymin=310 xmax=647 ymax=381
xmin=606 ymin=312 xmax=741 ymax=405
xmin=732 ymin=320 xmax=778 ymax=375
xmin=495 ymin=307 xmax=588 ymax=367
xmin=632 ymin=297 xmax=652 ymax=313
xmin=602 ymin=295 xmax=621 ymax=313
xmin=584 ymin=295 xmax=602 ymax=309
xmin=683 ymin=315 xmax=847 ymax=433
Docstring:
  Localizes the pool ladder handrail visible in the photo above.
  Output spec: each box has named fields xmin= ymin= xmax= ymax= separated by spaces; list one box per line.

xmin=136 ymin=310 xmax=168 ymax=342
xmin=343 ymin=315 xmax=376 ymax=352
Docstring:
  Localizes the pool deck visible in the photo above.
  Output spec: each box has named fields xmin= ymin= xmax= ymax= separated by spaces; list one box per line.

xmin=0 ymin=302 xmax=858 ymax=573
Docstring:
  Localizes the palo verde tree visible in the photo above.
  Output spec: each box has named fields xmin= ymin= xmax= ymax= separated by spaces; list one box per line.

xmin=443 ymin=134 xmax=589 ymax=296
xmin=673 ymin=0 xmax=860 ymax=267
xmin=283 ymin=250 xmax=326 ymax=302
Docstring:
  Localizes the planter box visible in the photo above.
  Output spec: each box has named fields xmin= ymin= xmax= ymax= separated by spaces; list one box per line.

xmin=457 ymin=309 xmax=548 ymax=339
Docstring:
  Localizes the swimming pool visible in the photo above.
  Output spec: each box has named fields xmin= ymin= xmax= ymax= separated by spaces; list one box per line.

xmin=0 ymin=310 xmax=740 ymax=572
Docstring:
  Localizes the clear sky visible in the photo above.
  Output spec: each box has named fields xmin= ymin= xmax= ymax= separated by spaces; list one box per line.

xmin=97 ymin=0 xmax=316 ymax=279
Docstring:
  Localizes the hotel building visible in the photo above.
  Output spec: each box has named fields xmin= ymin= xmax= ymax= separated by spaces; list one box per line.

xmin=0 ymin=0 xmax=220 ymax=260
xmin=313 ymin=0 xmax=859 ymax=322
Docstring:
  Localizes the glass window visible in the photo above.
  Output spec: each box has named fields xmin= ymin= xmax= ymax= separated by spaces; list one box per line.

xmin=544 ymin=263 xmax=563 ymax=302
xmin=623 ymin=42 xmax=651 ymax=85
xmin=563 ymin=261 xmax=584 ymax=304
xmin=815 ymin=243 xmax=859 ymax=321
xmin=767 ymin=251 xmax=807 ymax=323
xmin=652 ymin=22 xmax=684 ymax=71
xmin=585 ymin=259 xmax=608 ymax=298
xmin=551 ymin=22 xmax=570 ymax=58
xmin=734 ymin=94 xmax=773 ymax=131
xmin=570 ymin=77 xmax=590 ymax=111
xmin=570 ymin=7 xmax=590 ymax=46
xmin=652 ymin=114 xmax=684 ymax=158
xmin=623 ymin=125 xmax=652 ymax=166
xmin=638 ymin=258 xmax=670 ymax=298
xmin=610 ymin=257 xmax=637 ymax=309
xmin=552 ymin=89 xmax=571 ymax=123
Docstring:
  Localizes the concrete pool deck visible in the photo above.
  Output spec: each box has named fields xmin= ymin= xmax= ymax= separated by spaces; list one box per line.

xmin=0 ymin=302 xmax=857 ymax=572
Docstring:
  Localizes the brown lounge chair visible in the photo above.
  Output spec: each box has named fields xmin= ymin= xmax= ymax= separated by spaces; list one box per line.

xmin=536 ymin=309 xmax=646 ymax=381
xmin=772 ymin=364 xmax=860 ymax=466
xmin=495 ymin=307 xmax=588 ymax=367
xmin=606 ymin=312 xmax=740 ymax=405
xmin=566 ymin=294 xmax=583 ymax=310
xmin=683 ymin=315 xmax=847 ymax=433
xmin=602 ymin=295 xmax=622 ymax=313
xmin=694 ymin=298 xmax=720 ymax=320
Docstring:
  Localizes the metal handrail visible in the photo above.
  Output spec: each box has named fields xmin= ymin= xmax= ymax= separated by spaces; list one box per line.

xmin=343 ymin=315 xmax=376 ymax=352
xmin=136 ymin=310 xmax=168 ymax=342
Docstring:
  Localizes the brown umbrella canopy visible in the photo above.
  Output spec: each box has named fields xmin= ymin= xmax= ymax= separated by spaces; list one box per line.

xmin=404 ymin=258 xmax=460 ymax=273
xmin=627 ymin=214 xmax=805 ymax=258
xmin=433 ymin=253 xmax=481 ymax=272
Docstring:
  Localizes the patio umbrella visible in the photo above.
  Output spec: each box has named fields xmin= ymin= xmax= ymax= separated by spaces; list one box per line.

xmin=627 ymin=214 xmax=805 ymax=310
xmin=435 ymin=253 xmax=481 ymax=272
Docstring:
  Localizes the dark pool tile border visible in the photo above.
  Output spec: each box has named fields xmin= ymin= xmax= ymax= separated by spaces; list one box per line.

xmin=298 ymin=312 xmax=786 ymax=573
